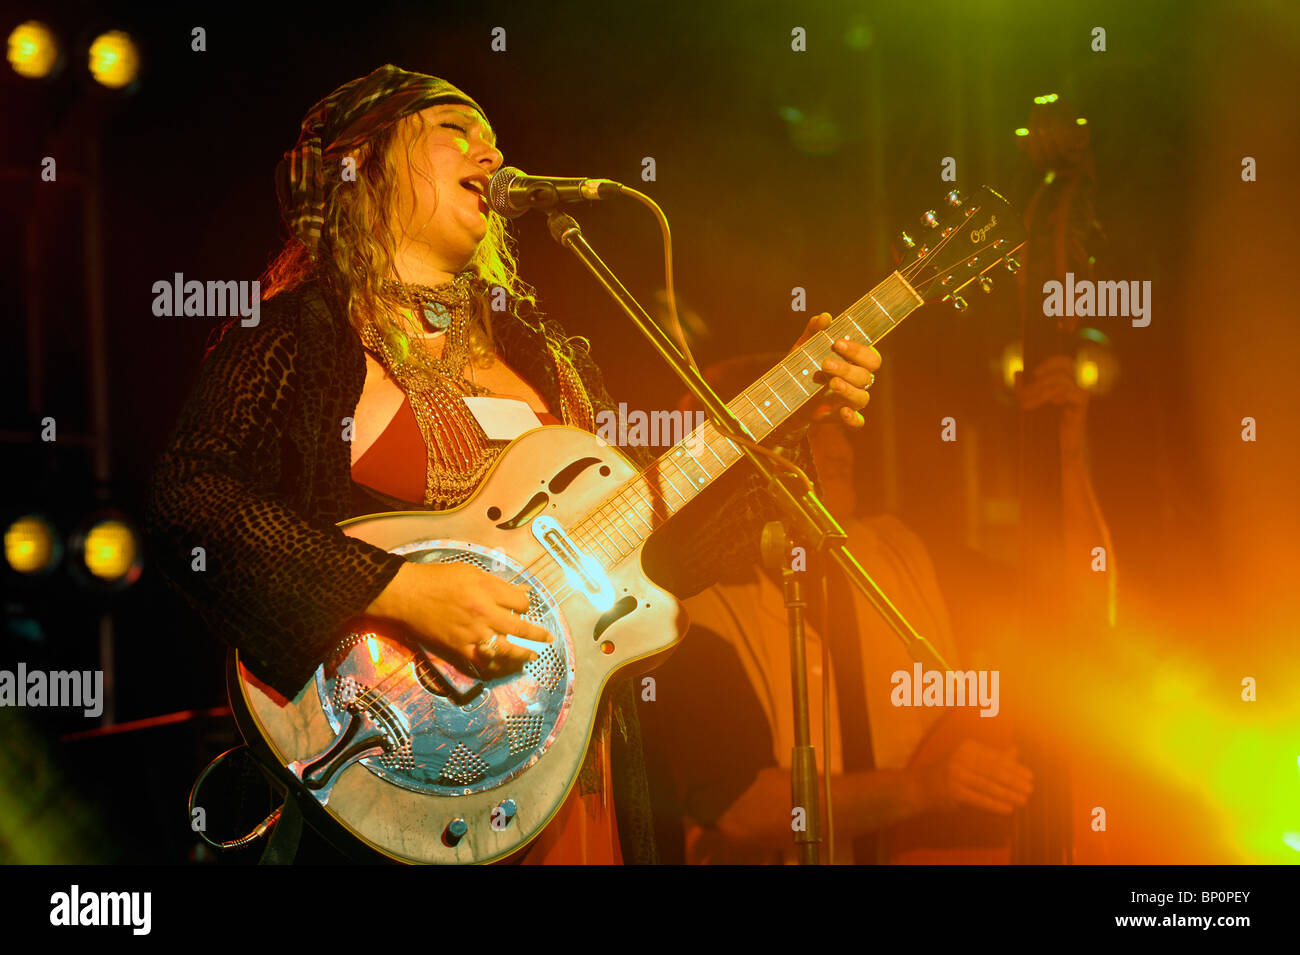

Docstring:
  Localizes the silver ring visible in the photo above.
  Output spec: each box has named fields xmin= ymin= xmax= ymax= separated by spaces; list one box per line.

xmin=478 ymin=634 xmax=501 ymax=660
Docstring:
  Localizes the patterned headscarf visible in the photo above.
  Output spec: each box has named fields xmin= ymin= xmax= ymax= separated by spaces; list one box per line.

xmin=275 ymin=64 xmax=486 ymax=251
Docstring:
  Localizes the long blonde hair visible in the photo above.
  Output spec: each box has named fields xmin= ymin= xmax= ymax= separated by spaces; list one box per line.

xmin=260 ymin=110 xmax=532 ymax=366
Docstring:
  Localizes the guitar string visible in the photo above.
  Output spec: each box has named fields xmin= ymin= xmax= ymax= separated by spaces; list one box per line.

xmin=351 ymin=273 xmax=933 ymax=713
xmin=496 ymin=223 xmax=985 ymax=624
xmin=499 ymin=273 xmax=925 ymax=611
xmin=339 ymin=325 xmax=864 ymax=713
xmin=345 ymin=219 xmax=989 ymax=723
xmin=490 ymin=242 xmax=948 ymax=602
xmin=510 ymin=276 xmax=914 ymax=590
xmin=494 ymin=264 xmax=933 ymax=610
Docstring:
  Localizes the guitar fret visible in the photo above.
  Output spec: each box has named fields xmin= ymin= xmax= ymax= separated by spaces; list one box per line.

xmin=605 ymin=509 xmax=636 ymax=549
xmin=564 ymin=269 xmax=934 ymax=577
xmin=685 ymin=452 xmax=712 ymax=482
xmin=626 ymin=495 xmax=655 ymax=534
xmin=595 ymin=504 xmax=634 ymax=548
xmin=868 ymin=292 xmax=892 ymax=323
xmin=583 ymin=521 xmax=618 ymax=561
xmin=747 ymin=394 xmax=773 ymax=426
xmin=588 ymin=509 xmax=620 ymax=554
xmin=844 ymin=312 xmax=872 ymax=343
xmin=586 ymin=532 xmax=616 ymax=566
xmin=658 ymin=464 xmax=688 ymax=503
xmin=598 ymin=508 xmax=628 ymax=555
xmin=779 ymin=363 xmax=811 ymax=394
xmin=703 ymin=437 xmax=728 ymax=469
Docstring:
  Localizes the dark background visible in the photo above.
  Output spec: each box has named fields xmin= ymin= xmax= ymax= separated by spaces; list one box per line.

xmin=2 ymin=0 xmax=1294 ymax=863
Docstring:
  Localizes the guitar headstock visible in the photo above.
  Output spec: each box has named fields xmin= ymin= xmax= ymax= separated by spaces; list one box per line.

xmin=892 ymin=186 xmax=1027 ymax=311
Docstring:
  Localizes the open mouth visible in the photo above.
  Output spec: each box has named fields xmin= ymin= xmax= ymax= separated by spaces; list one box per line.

xmin=461 ymin=177 xmax=489 ymax=215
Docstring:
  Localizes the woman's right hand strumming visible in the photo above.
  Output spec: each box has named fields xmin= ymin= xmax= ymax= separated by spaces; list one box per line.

xmin=365 ymin=561 xmax=553 ymax=675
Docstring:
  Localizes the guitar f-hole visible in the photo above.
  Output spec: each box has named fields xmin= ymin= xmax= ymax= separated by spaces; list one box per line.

xmin=593 ymin=595 xmax=638 ymax=641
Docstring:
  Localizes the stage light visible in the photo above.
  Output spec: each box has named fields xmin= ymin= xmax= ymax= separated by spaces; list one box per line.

xmin=1000 ymin=341 xmax=1024 ymax=391
xmin=7 ymin=20 xmax=60 ymax=79
xmin=1077 ymin=358 xmax=1100 ymax=389
xmin=1075 ymin=329 xmax=1119 ymax=396
xmin=71 ymin=516 xmax=141 ymax=588
xmin=4 ymin=514 xmax=60 ymax=575
xmin=88 ymin=30 xmax=139 ymax=89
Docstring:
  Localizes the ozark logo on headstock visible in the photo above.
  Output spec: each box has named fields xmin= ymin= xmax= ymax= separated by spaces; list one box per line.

xmin=971 ymin=214 xmax=998 ymax=244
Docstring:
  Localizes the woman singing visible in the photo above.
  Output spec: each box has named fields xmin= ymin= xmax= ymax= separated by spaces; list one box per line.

xmin=145 ymin=65 xmax=881 ymax=864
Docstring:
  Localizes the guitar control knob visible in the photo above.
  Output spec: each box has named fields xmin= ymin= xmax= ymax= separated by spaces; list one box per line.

xmin=922 ymin=210 xmax=940 ymax=229
xmin=952 ymin=295 xmax=969 ymax=312
xmin=445 ymin=818 xmax=468 ymax=844
xmin=978 ymin=275 xmax=994 ymax=293
xmin=945 ymin=189 xmax=963 ymax=207
xmin=492 ymin=799 xmax=518 ymax=828
xmin=1004 ymin=255 xmax=1021 ymax=274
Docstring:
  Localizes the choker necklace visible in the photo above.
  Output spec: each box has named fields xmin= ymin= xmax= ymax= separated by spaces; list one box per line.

xmin=374 ymin=274 xmax=489 ymax=387
xmin=381 ymin=275 xmax=472 ymax=333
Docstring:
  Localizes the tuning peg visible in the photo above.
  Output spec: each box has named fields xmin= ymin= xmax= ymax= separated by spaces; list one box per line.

xmin=899 ymin=231 xmax=916 ymax=249
xmin=922 ymin=210 xmax=940 ymax=229
xmin=1004 ymin=255 xmax=1021 ymax=273
xmin=978 ymin=275 xmax=994 ymax=293
xmin=952 ymin=295 xmax=969 ymax=312
xmin=945 ymin=189 xmax=963 ymax=207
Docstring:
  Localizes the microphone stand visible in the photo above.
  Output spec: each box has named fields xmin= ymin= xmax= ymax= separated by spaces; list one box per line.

xmin=761 ymin=519 xmax=822 ymax=865
xmin=545 ymin=209 xmax=953 ymax=864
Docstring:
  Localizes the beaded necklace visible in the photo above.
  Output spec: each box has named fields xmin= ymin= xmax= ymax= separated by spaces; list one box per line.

xmin=359 ymin=273 xmax=593 ymax=509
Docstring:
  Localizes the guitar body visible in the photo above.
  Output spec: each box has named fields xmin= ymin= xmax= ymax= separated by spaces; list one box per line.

xmin=228 ymin=426 xmax=686 ymax=864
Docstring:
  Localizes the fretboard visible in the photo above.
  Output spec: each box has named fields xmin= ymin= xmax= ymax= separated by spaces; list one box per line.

xmin=567 ymin=271 xmax=925 ymax=568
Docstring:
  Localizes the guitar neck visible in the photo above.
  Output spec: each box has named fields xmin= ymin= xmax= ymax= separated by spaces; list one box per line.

xmin=570 ymin=271 xmax=925 ymax=563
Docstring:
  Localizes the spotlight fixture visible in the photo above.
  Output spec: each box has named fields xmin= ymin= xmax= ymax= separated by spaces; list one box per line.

xmin=4 ymin=513 xmax=61 ymax=575
xmin=70 ymin=513 xmax=142 ymax=589
xmin=999 ymin=341 xmax=1024 ymax=392
xmin=6 ymin=20 xmax=61 ymax=80
xmin=88 ymin=29 xmax=139 ymax=89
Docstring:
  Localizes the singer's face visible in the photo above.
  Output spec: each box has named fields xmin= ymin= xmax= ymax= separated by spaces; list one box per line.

xmin=388 ymin=104 xmax=503 ymax=271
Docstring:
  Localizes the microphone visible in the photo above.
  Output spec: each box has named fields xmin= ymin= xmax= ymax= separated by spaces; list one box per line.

xmin=487 ymin=166 xmax=623 ymax=218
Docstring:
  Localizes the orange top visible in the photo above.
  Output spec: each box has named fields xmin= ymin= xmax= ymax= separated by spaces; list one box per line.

xmin=352 ymin=395 xmax=622 ymax=864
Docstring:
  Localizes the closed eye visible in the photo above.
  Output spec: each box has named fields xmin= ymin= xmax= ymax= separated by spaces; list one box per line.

xmin=440 ymin=122 xmax=468 ymax=134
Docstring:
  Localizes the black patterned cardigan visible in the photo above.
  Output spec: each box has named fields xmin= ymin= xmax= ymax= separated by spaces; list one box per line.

xmin=145 ymin=276 xmax=811 ymax=865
